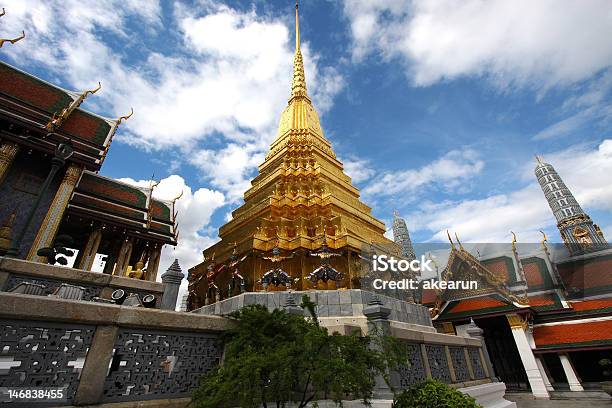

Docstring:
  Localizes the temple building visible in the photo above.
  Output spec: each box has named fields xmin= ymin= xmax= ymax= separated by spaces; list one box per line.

xmin=187 ymin=3 xmax=404 ymax=308
xmin=420 ymin=159 xmax=611 ymax=399
xmin=0 ymin=60 xmax=177 ymax=280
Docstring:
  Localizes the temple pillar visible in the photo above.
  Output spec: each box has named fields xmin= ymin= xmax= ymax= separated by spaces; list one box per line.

xmin=77 ymin=227 xmax=103 ymax=271
xmin=146 ymin=245 xmax=162 ymax=281
xmin=559 ymin=353 xmax=584 ymax=392
xmin=27 ymin=164 xmax=82 ymax=262
xmin=363 ymin=296 xmax=393 ymax=399
xmin=114 ymin=237 xmax=133 ymax=276
xmin=506 ymin=314 xmax=550 ymax=399
xmin=0 ymin=141 xmax=20 ymax=185
xmin=535 ymin=356 xmax=554 ymax=392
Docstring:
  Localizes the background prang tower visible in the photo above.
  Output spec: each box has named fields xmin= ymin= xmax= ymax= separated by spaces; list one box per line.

xmin=535 ymin=156 xmax=607 ymax=254
xmin=392 ymin=210 xmax=416 ymax=262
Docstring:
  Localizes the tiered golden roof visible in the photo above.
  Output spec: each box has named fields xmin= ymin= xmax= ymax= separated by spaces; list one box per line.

xmin=189 ymin=3 xmax=397 ymax=304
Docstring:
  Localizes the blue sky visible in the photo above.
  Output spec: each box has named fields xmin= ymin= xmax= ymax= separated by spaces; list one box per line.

xmin=1 ymin=0 xmax=611 ymax=275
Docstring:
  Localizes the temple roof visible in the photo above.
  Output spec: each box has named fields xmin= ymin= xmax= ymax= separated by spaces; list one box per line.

xmin=67 ymin=171 xmax=177 ymax=244
xmin=534 ymin=319 xmax=612 ymax=350
xmin=557 ymin=251 xmax=612 ymax=298
xmin=0 ymin=61 xmax=121 ymax=171
xmin=436 ymin=294 xmax=519 ymax=321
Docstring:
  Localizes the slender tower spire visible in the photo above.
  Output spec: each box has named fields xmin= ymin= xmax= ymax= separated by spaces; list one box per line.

xmin=291 ymin=0 xmax=308 ymax=100
xmin=393 ymin=210 xmax=417 ymax=262
xmin=535 ymin=157 xmax=607 ymax=255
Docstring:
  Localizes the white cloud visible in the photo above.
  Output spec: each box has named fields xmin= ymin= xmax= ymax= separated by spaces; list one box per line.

xmin=117 ymin=175 xmax=225 ymax=282
xmin=343 ymin=0 xmax=612 ymax=89
xmin=533 ymin=71 xmax=612 ymax=140
xmin=2 ymin=1 xmax=344 ymax=202
xmin=189 ymin=142 xmax=267 ymax=203
xmin=410 ymin=139 xmax=612 ymax=243
xmin=342 ymin=156 xmax=375 ymax=184
xmin=362 ymin=148 xmax=484 ymax=199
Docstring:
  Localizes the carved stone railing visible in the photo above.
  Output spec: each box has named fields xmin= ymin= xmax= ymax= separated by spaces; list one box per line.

xmin=0 ymin=257 xmax=165 ymax=307
xmin=0 ymin=292 xmax=232 ymax=407
xmin=359 ymin=297 xmax=499 ymax=404
xmin=0 ymin=289 xmax=508 ymax=407
xmin=389 ymin=328 xmax=492 ymax=391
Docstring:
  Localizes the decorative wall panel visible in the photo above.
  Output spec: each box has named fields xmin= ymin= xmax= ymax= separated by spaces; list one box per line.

xmin=468 ymin=347 xmax=486 ymax=379
xmin=449 ymin=346 xmax=470 ymax=382
xmin=425 ymin=344 xmax=451 ymax=383
xmin=4 ymin=274 xmax=101 ymax=300
xmin=396 ymin=342 xmax=427 ymax=389
xmin=102 ymin=329 xmax=222 ymax=402
xmin=0 ymin=320 xmax=95 ymax=405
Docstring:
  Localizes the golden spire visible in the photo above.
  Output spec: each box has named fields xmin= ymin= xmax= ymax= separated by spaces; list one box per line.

xmin=295 ymin=1 xmax=300 ymax=52
xmin=268 ymin=0 xmax=330 ymax=155
xmin=291 ymin=0 xmax=308 ymax=100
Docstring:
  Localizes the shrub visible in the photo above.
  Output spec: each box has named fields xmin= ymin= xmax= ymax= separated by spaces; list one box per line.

xmin=191 ymin=296 xmax=404 ymax=408
xmin=392 ymin=379 xmax=481 ymax=408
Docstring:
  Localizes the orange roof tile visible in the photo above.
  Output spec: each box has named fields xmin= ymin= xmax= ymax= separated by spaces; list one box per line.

xmin=484 ymin=259 xmax=511 ymax=282
xmin=524 ymin=262 xmax=544 ymax=287
xmin=421 ymin=288 xmax=437 ymax=305
xmin=450 ymin=296 xmax=508 ymax=313
xmin=569 ymin=299 xmax=612 ymax=312
xmin=534 ymin=320 xmax=612 ymax=349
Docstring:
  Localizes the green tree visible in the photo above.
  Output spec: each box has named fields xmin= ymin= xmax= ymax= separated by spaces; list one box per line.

xmin=191 ymin=295 xmax=403 ymax=408
xmin=392 ymin=380 xmax=481 ymax=408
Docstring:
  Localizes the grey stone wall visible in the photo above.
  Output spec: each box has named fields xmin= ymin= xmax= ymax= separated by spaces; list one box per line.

xmin=0 ymin=288 xmax=491 ymax=407
xmin=193 ymin=289 xmax=433 ymax=327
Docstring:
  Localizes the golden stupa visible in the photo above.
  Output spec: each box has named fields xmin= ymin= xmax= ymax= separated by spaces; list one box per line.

xmin=188 ymin=2 xmax=399 ymax=308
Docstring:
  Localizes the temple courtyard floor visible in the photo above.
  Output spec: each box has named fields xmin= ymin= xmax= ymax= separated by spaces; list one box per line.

xmin=506 ymin=391 xmax=611 ymax=407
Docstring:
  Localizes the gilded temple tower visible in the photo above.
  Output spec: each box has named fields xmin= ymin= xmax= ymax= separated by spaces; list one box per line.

xmin=188 ymin=3 xmax=399 ymax=306
xmin=535 ymin=156 xmax=607 ymax=254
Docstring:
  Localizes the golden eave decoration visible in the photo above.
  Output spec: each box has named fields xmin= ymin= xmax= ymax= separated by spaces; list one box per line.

xmin=0 ymin=30 xmax=25 ymax=48
xmin=45 ymin=82 xmax=102 ymax=132
xmin=0 ymin=8 xmax=26 ymax=49
xmin=432 ymin=232 xmax=530 ymax=316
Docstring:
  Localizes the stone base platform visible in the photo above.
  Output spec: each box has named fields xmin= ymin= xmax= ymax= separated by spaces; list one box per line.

xmin=55 ymin=382 xmax=515 ymax=408
xmin=192 ymin=289 xmax=433 ymax=327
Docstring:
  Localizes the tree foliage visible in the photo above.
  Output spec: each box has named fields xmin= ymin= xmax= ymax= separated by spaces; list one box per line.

xmin=392 ymin=380 xmax=481 ymax=408
xmin=191 ymin=295 xmax=403 ymax=408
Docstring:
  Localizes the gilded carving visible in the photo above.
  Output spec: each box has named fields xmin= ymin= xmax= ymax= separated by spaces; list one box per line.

xmin=0 ymin=141 xmax=20 ymax=183
xmin=27 ymin=164 xmax=83 ymax=262
xmin=506 ymin=314 xmax=528 ymax=330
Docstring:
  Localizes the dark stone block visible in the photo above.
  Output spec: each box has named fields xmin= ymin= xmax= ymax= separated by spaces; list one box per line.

xmin=339 ymin=291 xmax=351 ymax=304
xmin=243 ymin=293 xmax=255 ymax=306
xmin=328 ymin=304 xmax=340 ymax=316
xmin=340 ymin=304 xmax=352 ymax=316
xmin=317 ymin=305 xmax=329 ymax=317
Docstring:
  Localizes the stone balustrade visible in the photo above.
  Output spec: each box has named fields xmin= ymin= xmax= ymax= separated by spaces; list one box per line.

xmin=0 ymin=285 xmax=511 ymax=408
xmin=0 ymin=257 xmax=165 ymax=308
xmin=0 ymin=292 xmax=232 ymax=407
